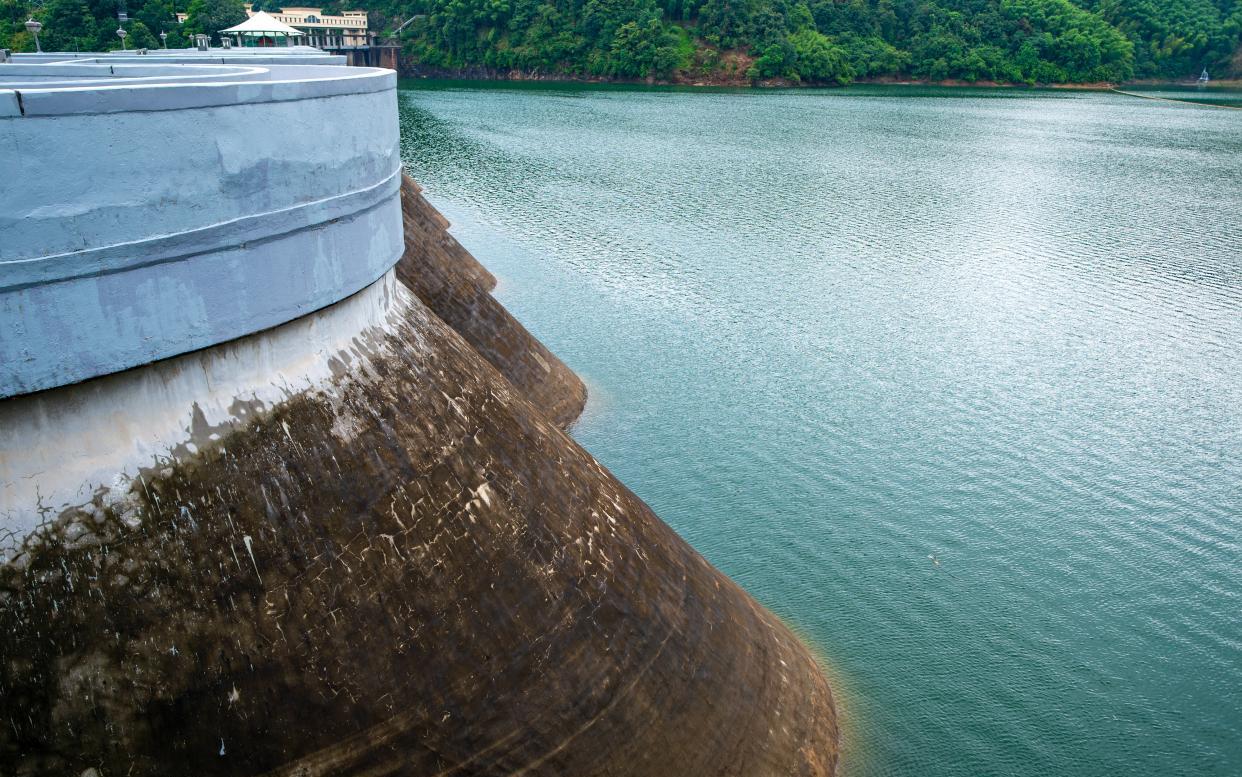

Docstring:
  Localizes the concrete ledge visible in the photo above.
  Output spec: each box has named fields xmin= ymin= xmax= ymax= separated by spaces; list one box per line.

xmin=0 ymin=63 xmax=267 ymax=88
xmin=0 ymin=63 xmax=260 ymax=78
xmin=2 ymin=169 xmax=402 ymax=291
xmin=11 ymin=47 xmax=345 ymax=66
xmin=10 ymin=66 xmax=394 ymax=116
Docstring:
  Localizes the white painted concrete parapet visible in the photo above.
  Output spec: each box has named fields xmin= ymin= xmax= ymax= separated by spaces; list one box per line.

xmin=0 ymin=58 xmax=402 ymax=397
xmin=12 ymin=46 xmax=346 ymax=65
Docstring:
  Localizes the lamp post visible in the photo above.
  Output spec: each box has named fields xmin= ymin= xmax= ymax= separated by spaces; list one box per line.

xmin=24 ymin=18 xmax=43 ymax=53
xmin=159 ymin=31 xmax=167 ymax=48
xmin=116 ymin=26 xmax=127 ymax=51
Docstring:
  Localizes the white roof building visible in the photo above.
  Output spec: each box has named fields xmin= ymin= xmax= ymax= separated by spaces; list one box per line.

xmin=244 ymin=5 xmax=373 ymax=49
xmin=220 ymin=11 xmax=306 ymax=45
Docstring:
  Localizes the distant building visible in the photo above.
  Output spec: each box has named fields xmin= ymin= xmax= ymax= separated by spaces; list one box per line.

xmin=176 ymin=4 xmax=391 ymax=65
xmin=245 ymin=5 xmax=373 ymax=49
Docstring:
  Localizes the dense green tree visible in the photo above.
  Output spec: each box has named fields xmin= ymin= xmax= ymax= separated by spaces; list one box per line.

xmin=0 ymin=0 xmax=202 ymax=51
xmin=120 ymin=18 xmax=159 ymax=48
xmin=837 ymin=33 xmax=909 ymax=75
xmin=184 ymin=0 xmax=245 ymax=44
xmin=698 ymin=0 xmax=763 ymax=47
xmin=1092 ymin=0 xmax=1237 ymax=76
xmin=136 ymin=0 xmax=185 ymax=43
xmin=4 ymin=0 xmax=1238 ymax=82
xmin=1 ymin=0 xmax=33 ymax=51
xmin=37 ymin=0 xmax=99 ymax=51
xmin=606 ymin=18 xmax=688 ymax=76
xmin=786 ymin=27 xmax=854 ymax=81
xmin=368 ymin=0 xmax=1223 ymax=83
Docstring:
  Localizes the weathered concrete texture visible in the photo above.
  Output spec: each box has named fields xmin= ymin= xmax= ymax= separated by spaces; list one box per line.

xmin=0 ymin=277 xmax=837 ymax=776
xmin=0 ymin=62 xmax=400 ymax=398
xmin=396 ymin=175 xmax=587 ymax=429
xmin=398 ymin=177 xmax=497 ymax=292
xmin=0 ymin=271 xmax=407 ymax=550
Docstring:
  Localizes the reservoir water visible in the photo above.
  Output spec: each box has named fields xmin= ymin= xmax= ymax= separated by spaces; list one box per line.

xmin=398 ymin=83 xmax=1242 ymax=776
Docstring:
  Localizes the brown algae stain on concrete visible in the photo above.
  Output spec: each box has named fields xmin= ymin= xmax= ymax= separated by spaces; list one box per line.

xmin=0 ymin=180 xmax=840 ymax=777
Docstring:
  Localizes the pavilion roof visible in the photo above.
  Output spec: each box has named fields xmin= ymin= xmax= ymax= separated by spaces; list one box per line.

xmin=220 ymin=11 xmax=306 ymax=36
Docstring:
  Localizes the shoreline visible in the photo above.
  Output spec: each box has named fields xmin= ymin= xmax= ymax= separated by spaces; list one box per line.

xmin=399 ymin=66 xmax=1242 ymax=92
xmin=1110 ymin=86 xmax=1242 ymax=109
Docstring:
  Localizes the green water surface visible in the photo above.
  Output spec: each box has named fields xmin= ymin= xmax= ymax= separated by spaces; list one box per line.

xmin=397 ymin=82 xmax=1242 ymax=776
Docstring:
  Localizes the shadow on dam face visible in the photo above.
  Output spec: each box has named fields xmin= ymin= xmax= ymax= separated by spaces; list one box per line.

xmin=0 ymin=180 xmax=838 ymax=776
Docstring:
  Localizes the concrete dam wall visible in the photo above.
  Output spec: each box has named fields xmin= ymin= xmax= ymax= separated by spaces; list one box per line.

xmin=0 ymin=58 xmax=401 ymax=397
xmin=0 ymin=55 xmax=838 ymax=776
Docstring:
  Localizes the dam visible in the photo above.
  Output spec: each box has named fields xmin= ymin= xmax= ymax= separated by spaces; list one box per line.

xmin=0 ymin=51 xmax=838 ymax=775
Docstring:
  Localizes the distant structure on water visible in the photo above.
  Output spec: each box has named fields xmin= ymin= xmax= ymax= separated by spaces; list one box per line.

xmin=1199 ymin=68 xmax=1210 ymax=83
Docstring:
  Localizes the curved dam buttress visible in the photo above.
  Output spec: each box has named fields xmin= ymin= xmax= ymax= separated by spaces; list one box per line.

xmin=395 ymin=176 xmax=587 ymax=430
xmin=0 ymin=55 xmax=838 ymax=776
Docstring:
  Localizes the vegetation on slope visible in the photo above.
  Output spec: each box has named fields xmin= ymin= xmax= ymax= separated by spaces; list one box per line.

xmin=367 ymin=0 xmax=1241 ymax=84
xmin=2 ymin=0 xmax=1240 ymax=84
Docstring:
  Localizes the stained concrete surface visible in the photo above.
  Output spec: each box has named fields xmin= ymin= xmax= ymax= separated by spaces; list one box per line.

xmin=0 ymin=182 xmax=838 ymax=777
xmin=396 ymin=176 xmax=587 ymax=429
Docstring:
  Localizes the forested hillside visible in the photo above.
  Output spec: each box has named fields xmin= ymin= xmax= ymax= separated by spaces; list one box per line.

xmin=372 ymin=0 xmax=1241 ymax=83
xmin=3 ymin=0 xmax=1240 ymax=84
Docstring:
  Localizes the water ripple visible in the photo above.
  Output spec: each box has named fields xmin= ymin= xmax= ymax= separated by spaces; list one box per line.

xmin=399 ymin=83 xmax=1242 ymax=777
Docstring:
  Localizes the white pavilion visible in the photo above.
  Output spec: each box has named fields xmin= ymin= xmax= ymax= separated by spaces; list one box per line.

xmin=220 ymin=11 xmax=306 ymax=47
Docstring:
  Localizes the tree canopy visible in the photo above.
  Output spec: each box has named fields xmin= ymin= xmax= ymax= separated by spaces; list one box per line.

xmin=183 ymin=0 xmax=247 ymax=44
xmin=2 ymin=0 xmax=1239 ymax=84
xmin=0 ymin=0 xmax=241 ymax=51
xmin=369 ymin=0 xmax=1239 ymax=83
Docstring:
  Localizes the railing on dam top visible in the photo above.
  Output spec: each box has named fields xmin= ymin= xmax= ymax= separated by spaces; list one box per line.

xmin=0 ymin=57 xmax=404 ymax=398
